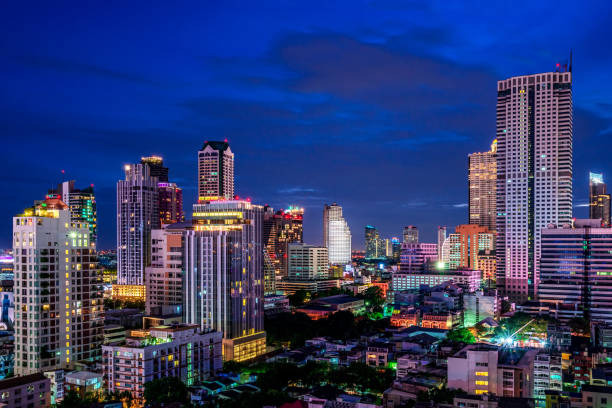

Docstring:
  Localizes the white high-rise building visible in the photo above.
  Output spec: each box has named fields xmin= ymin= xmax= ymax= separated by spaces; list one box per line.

xmin=287 ymin=243 xmax=329 ymax=280
xmin=117 ymin=163 xmax=159 ymax=285
xmin=437 ymin=226 xmax=447 ymax=262
xmin=496 ymin=69 xmax=573 ymax=302
xmin=13 ymin=196 xmax=103 ymax=375
xmin=197 ymin=141 xmax=234 ymax=202
xmin=323 ymin=203 xmax=351 ymax=265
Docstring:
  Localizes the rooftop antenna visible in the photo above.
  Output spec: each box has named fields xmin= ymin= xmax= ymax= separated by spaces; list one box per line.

xmin=569 ymin=49 xmax=573 ymax=73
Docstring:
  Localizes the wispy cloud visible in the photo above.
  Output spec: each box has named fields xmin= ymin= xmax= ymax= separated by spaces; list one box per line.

xmin=452 ymin=203 xmax=468 ymax=208
xmin=574 ymin=203 xmax=590 ymax=208
xmin=400 ymin=200 xmax=428 ymax=208
xmin=277 ymin=186 xmax=317 ymax=194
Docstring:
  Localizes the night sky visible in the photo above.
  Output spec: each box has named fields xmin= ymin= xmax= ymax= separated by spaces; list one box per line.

xmin=2 ymin=1 xmax=611 ymax=250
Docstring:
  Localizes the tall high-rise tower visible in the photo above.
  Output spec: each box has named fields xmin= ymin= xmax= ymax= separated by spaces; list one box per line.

xmin=50 ymin=180 xmax=97 ymax=242
xmin=437 ymin=226 xmax=447 ymax=262
xmin=13 ymin=195 xmax=103 ymax=375
xmin=263 ymin=206 xmax=304 ymax=277
xmin=403 ymin=226 xmax=418 ymax=244
xmin=589 ymin=172 xmax=611 ymax=227
xmin=198 ymin=141 xmax=234 ymax=202
xmin=117 ymin=163 xmax=160 ymax=285
xmin=496 ymin=68 xmax=573 ymax=302
xmin=141 ymin=155 xmax=169 ymax=182
xmin=469 ymin=140 xmax=497 ymax=232
xmin=185 ymin=200 xmax=265 ymax=361
xmin=323 ymin=203 xmax=352 ymax=265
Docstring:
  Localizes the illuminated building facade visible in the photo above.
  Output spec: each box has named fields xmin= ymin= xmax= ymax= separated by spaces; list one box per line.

xmin=323 ymin=203 xmax=352 ymax=265
xmin=13 ymin=196 xmax=103 ymax=375
xmin=391 ymin=238 xmax=401 ymax=262
xmin=287 ymin=243 xmax=329 ymax=280
xmin=111 ymin=284 xmax=146 ymax=301
xmin=102 ymin=325 xmax=222 ymax=401
xmin=496 ymin=70 xmax=573 ymax=302
xmin=184 ymin=200 xmax=266 ymax=362
xmin=117 ymin=163 xmax=160 ymax=286
xmin=539 ymin=219 xmax=612 ymax=323
xmin=476 ymin=249 xmax=496 ymax=287
xmin=469 ymin=140 xmax=497 ymax=232
xmin=403 ymin=226 xmax=418 ymax=244
xmin=463 ymin=290 xmax=499 ymax=327
xmin=455 ymin=224 xmax=494 ymax=270
xmin=50 ymin=181 xmax=97 ymax=242
xmin=589 ymin=172 xmax=611 ymax=227
xmin=198 ymin=141 xmax=234 ymax=202
xmin=399 ymin=243 xmax=437 ymax=272
xmin=141 ymin=155 xmax=168 ymax=182
xmin=392 ymin=267 xmax=481 ymax=293
xmin=145 ymin=225 xmax=185 ymax=316
xmin=263 ymin=206 xmax=304 ymax=277
xmin=365 ymin=225 xmax=385 ymax=259
xmin=437 ymin=226 xmax=446 ymax=261
xmin=157 ymin=182 xmax=184 ymax=225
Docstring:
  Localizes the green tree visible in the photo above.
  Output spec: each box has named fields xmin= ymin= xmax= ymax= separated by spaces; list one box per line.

xmin=288 ymin=289 xmax=309 ymax=306
xmin=143 ymin=377 xmax=189 ymax=407
xmin=444 ymin=328 xmax=476 ymax=345
xmin=568 ymin=317 xmax=590 ymax=335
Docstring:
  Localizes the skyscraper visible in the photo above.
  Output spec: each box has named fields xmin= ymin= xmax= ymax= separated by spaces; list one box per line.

xmin=364 ymin=225 xmax=385 ymax=259
xmin=13 ymin=195 xmax=103 ymax=375
xmin=437 ymin=226 xmax=447 ymax=261
xmin=468 ymin=139 xmax=497 ymax=232
xmin=287 ymin=243 xmax=329 ymax=280
xmin=323 ymin=203 xmax=352 ymax=265
xmin=263 ymin=206 xmax=304 ymax=277
xmin=455 ymin=224 xmax=494 ymax=270
xmin=403 ymin=226 xmax=418 ymax=244
xmin=117 ymin=163 xmax=160 ymax=286
xmin=589 ymin=172 xmax=611 ymax=227
xmin=496 ymin=68 xmax=573 ymax=302
xmin=50 ymin=180 xmax=97 ymax=242
xmin=157 ymin=182 xmax=184 ymax=225
xmin=198 ymin=141 xmax=234 ymax=202
xmin=539 ymin=219 xmax=612 ymax=323
xmin=141 ymin=155 xmax=169 ymax=182
xmin=184 ymin=200 xmax=265 ymax=361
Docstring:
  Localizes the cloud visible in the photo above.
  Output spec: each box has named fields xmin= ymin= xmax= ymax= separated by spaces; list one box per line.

xmin=277 ymin=186 xmax=318 ymax=194
xmin=574 ymin=203 xmax=590 ymax=208
xmin=452 ymin=203 xmax=468 ymax=208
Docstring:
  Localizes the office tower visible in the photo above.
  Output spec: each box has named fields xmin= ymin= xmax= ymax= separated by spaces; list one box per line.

xmin=145 ymin=225 xmax=185 ymax=316
xmin=463 ymin=290 xmax=499 ymax=327
xmin=287 ymin=243 xmax=329 ymax=280
xmin=102 ymin=326 xmax=222 ymax=401
xmin=477 ymin=249 xmax=497 ymax=288
xmin=441 ymin=234 xmax=461 ymax=269
xmin=385 ymin=239 xmax=393 ymax=258
xmin=117 ymin=163 xmax=160 ymax=286
xmin=141 ymin=155 xmax=168 ymax=182
xmin=50 ymin=180 xmax=97 ymax=242
xmin=323 ymin=203 xmax=352 ymax=265
xmin=496 ymin=69 xmax=573 ymax=302
xmin=185 ymin=200 xmax=265 ymax=361
xmin=13 ymin=195 xmax=103 ymax=375
xmin=539 ymin=219 xmax=612 ymax=323
xmin=437 ymin=226 xmax=447 ymax=261
xmin=399 ymin=243 xmax=437 ymax=272
xmin=198 ymin=140 xmax=234 ymax=202
xmin=263 ymin=206 xmax=304 ymax=277
xmin=469 ymin=140 xmax=497 ymax=232
xmin=157 ymin=182 xmax=184 ymax=225
xmin=365 ymin=225 xmax=385 ymax=259
xmin=403 ymin=226 xmax=418 ymax=244
xmin=263 ymin=252 xmax=276 ymax=295
xmin=391 ymin=238 xmax=401 ymax=262
xmin=455 ymin=224 xmax=494 ymax=270
xmin=589 ymin=172 xmax=611 ymax=227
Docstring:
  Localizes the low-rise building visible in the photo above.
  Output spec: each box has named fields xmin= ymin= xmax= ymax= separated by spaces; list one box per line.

xmin=264 ymin=295 xmax=290 ymax=316
xmin=104 ymin=325 xmax=127 ymax=345
xmin=448 ymin=343 xmax=538 ymax=398
xmin=43 ymin=370 xmax=64 ymax=405
xmin=533 ymin=352 xmax=562 ymax=406
xmin=581 ymin=384 xmax=612 ymax=408
xmin=64 ymin=371 xmax=103 ymax=398
xmin=392 ymin=268 xmax=481 ymax=293
xmin=0 ymin=373 xmax=50 ymax=408
xmin=102 ymin=325 xmax=222 ymax=402
xmin=421 ymin=311 xmax=461 ymax=330
xmin=276 ymin=279 xmax=341 ymax=295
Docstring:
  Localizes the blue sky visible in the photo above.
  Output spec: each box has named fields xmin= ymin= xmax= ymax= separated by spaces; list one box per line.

xmin=1 ymin=1 xmax=611 ymax=249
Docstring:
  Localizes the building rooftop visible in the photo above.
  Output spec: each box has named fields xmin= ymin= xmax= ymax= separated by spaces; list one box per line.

xmin=0 ymin=373 xmax=47 ymax=390
xmin=312 ymin=294 xmax=362 ymax=305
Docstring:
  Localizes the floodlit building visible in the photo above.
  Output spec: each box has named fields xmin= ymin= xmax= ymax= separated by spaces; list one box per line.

xmin=102 ymin=325 xmax=222 ymax=401
xmin=463 ymin=290 xmax=500 ymax=327
xmin=13 ymin=196 xmax=103 ymax=375
xmin=323 ymin=203 xmax=352 ymax=265
xmin=49 ymin=180 xmax=97 ymax=242
xmin=287 ymin=243 xmax=329 ymax=280
xmin=263 ymin=206 xmax=304 ymax=277
xmin=496 ymin=69 xmax=573 ymax=302
xmin=539 ymin=219 xmax=612 ymax=323
xmin=399 ymin=243 xmax=437 ymax=272
xmin=589 ymin=172 xmax=611 ymax=227
xmin=392 ymin=267 xmax=481 ymax=293
xmin=198 ymin=140 xmax=234 ymax=202
xmin=469 ymin=140 xmax=497 ymax=232
xmin=184 ymin=200 xmax=266 ymax=361
xmin=117 ymin=163 xmax=159 ymax=286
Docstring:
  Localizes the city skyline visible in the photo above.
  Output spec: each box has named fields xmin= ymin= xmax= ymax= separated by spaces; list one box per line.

xmin=2 ymin=2 xmax=612 ymax=250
